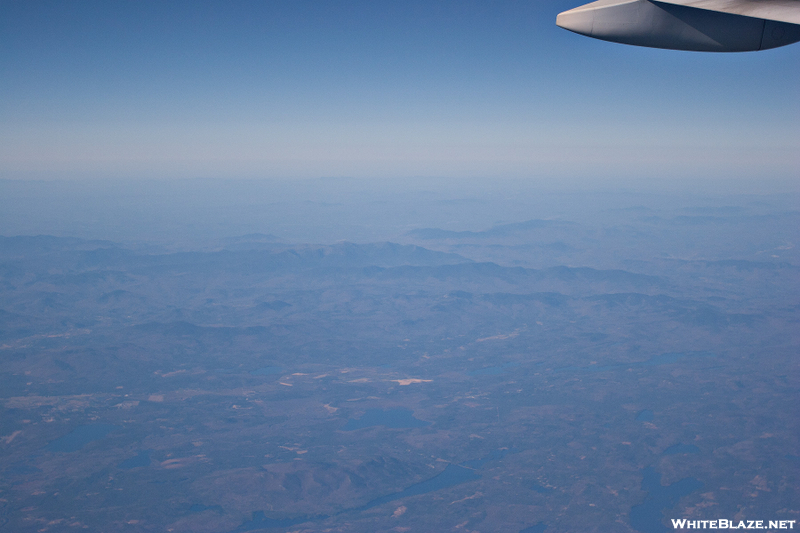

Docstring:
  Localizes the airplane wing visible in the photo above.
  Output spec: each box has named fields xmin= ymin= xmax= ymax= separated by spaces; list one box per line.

xmin=557 ymin=0 xmax=800 ymax=51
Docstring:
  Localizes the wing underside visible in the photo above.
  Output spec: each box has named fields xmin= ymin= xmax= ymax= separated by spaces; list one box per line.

xmin=655 ymin=0 xmax=800 ymax=25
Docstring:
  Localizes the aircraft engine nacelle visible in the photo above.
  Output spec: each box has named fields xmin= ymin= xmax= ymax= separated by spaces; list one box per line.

xmin=557 ymin=0 xmax=800 ymax=52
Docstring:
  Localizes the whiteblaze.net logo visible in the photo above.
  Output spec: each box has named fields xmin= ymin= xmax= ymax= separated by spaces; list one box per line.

xmin=672 ymin=519 xmax=797 ymax=530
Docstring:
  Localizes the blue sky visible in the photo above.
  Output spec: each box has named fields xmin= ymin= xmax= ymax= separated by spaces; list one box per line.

xmin=1 ymin=0 xmax=798 ymax=185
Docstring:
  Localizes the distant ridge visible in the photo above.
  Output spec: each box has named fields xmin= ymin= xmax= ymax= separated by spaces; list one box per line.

xmin=362 ymin=262 xmax=665 ymax=290
xmin=218 ymin=233 xmax=287 ymax=251
xmin=407 ymin=219 xmax=577 ymax=240
xmin=0 ymin=236 xmax=472 ymax=272
xmin=0 ymin=235 xmax=118 ymax=257
xmin=642 ymin=211 xmax=799 ymax=226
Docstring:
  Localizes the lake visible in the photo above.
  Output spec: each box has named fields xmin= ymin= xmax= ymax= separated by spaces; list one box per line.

xmin=663 ymin=443 xmax=700 ymax=455
xmin=118 ymin=450 xmax=152 ymax=469
xmin=46 ymin=424 xmax=119 ymax=453
xmin=249 ymin=366 xmax=284 ymax=376
xmin=342 ymin=408 xmax=430 ymax=431
xmin=360 ymin=463 xmax=481 ymax=511
xmin=629 ymin=467 xmax=703 ymax=533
